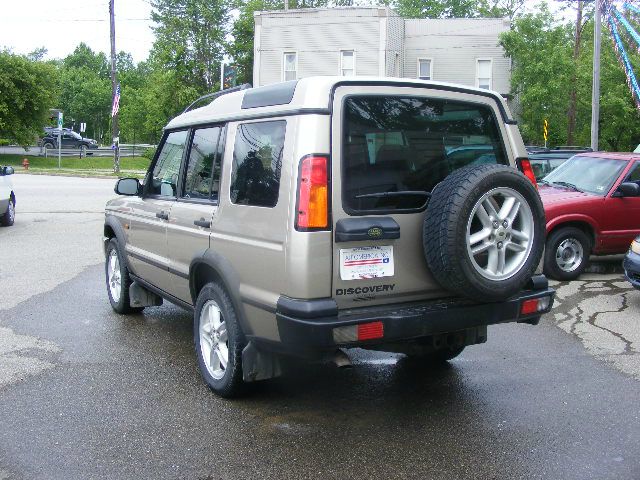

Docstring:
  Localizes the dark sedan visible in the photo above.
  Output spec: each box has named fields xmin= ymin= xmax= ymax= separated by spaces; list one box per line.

xmin=623 ymin=236 xmax=640 ymax=289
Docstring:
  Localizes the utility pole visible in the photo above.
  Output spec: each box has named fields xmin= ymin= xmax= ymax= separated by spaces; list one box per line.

xmin=568 ymin=0 xmax=584 ymax=145
xmin=109 ymin=0 xmax=120 ymax=174
xmin=591 ymin=0 xmax=601 ymax=151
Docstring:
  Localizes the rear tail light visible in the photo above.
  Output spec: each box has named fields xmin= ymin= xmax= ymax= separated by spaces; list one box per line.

xmin=333 ymin=321 xmax=384 ymax=343
xmin=517 ymin=158 xmax=538 ymax=188
xmin=296 ymin=155 xmax=329 ymax=230
xmin=520 ymin=296 xmax=551 ymax=315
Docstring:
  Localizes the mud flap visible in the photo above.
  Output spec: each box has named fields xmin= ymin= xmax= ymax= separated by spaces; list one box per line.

xmin=242 ymin=341 xmax=283 ymax=382
xmin=129 ymin=282 xmax=163 ymax=308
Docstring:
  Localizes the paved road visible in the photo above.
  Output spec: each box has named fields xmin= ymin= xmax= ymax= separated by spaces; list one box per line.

xmin=0 ymin=175 xmax=639 ymax=479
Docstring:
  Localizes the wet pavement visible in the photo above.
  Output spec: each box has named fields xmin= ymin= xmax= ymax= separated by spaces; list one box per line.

xmin=1 ymin=175 xmax=639 ymax=479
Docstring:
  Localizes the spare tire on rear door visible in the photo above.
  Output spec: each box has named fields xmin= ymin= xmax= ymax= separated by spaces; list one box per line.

xmin=423 ymin=164 xmax=545 ymax=302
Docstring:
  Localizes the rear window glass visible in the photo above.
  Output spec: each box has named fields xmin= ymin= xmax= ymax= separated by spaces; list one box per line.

xmin=343 ymin=96 xmax=508 ymax=213
xmin=230 ymin=120 xmax=285 ymax=207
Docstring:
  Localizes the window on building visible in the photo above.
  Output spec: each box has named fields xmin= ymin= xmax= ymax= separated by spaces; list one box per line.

xmin=418 ymin=58 xmax=432 ymax=80
xmin=283 ymin=52 xmax=297 ymax=81
xmin=147 ymin=130 xmax=188 ymax=197
xmin=341 ymin=50 xmax=355 ymax=76
xmin=477 ymin=59 xmax=492 ymax=89
xmin=231 ymin=120 xmax=286 ymax=207
xmin=182 ymin=126 xmax=222 ymax=201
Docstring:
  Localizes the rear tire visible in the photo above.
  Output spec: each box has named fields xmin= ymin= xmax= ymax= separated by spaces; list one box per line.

xmin=423 ymin=164 xmax=545 ymax=302
xmin=194 ymin=283 xmax=245 ymax=397
xmin=43 ymin=142 xmax=55 ymax=150
xmin=543 ymin=227 xmax=590 ymax=281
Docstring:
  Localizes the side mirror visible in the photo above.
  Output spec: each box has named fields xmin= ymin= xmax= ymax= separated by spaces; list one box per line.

xmin=115 ymin=177 xmax=141 ymax=196
xmin=617 ymin=182 xmax=640 ymax=197
xmin=2 ymin=166 xmax=14 ymax=176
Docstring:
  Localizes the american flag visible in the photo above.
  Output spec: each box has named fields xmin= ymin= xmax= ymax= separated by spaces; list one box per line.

xmin=111 ymin=83 xmax=121 ymax=117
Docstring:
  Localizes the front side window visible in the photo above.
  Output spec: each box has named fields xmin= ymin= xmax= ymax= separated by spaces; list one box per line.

xmin=542 ymin=156 xmax=627 ymax=195
xmin=626 ymin=162 xmax=640 ymax=184
xmin=418 ymin=58 xmax=432 ymax=80
xmin=147 ymin=130 xmax=188 ymax=197
xmin=182 ymin=126 xmax=222 ymax=200
xmin=230 ymin=120 xmax=286 ymax=207
xmin=477 ymin=59 xmax=492 ymax=89
xmin=343 ymin=96 xmax=507 ymax=213
xmin=283 ymin=52 xmax=297 ymax=81
xmin=341 ymin=50 xmax=355 ymax=76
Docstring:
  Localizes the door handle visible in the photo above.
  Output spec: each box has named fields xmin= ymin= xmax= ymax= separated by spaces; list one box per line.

xmin=194 ymin=219 xmax=211 ymax=228
xmin=156 ymin=211 xmax=169 ymax=220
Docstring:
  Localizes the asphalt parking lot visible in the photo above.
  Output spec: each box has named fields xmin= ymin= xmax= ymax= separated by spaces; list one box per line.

xmin=0 ymin=175 xmax=639 ymax=480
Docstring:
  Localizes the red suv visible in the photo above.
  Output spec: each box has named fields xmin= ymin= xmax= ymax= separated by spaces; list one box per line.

xmin=539 ymin=152 xmax=640 ymax=280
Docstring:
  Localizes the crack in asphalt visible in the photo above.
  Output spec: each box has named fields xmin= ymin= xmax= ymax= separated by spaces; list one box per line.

xmin=551 ymin=276 xmax=638 ymax=378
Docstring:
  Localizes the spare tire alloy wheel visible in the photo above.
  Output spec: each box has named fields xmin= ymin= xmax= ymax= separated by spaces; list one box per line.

xmin=466 ymin=187 xmax=534 ymax=281
xmin=424 ymin=164 xmax=545 ymax=302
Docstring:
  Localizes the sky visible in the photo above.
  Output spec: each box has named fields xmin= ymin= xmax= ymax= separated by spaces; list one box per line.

xmin=0 ymin=0 xmax=576 ymax=64
xmin=0 ymin=0 xmax=155 ymax=63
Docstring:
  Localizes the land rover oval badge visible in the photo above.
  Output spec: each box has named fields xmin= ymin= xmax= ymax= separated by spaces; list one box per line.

xmin=368 ymin=227 xmax=383 ymax=238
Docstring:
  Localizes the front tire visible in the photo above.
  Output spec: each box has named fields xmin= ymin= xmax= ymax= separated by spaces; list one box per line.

xmin=544 ymin=227 xmax=590 ymax=280
xmin=43 ymin=142 xmax=55 ymax=150
xmin=194 ymin=283 xmax=245 ymax=397
xmin=1 ymin=198 xmax=14 ymax=226
xmin=105 ymin=238 xmax=143 ymax=314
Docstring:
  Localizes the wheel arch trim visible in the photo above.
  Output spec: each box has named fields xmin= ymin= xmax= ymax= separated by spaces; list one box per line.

xmin=546 ymin=216 xmax=597 ymax=247
xmin=189 ymin=250 xmax=252 ymax=336
xmin=103 ymin=216 xmax=132 ymax=269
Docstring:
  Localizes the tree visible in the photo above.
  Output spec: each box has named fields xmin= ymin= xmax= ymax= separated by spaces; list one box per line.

xmin=57 ymin=44 xmax=111 ymax=142
xmin=393 ymin=0 xmax=479 ymax=18
xmin=229 ymin=0 xmax=284 ymax=85
xmin=0 ymin=51 xmax=58 ymax=146
xmin=500 ymin=8 xmax=574 ymax=145
xmin=151 ymin=0 xmax=229 ymax=92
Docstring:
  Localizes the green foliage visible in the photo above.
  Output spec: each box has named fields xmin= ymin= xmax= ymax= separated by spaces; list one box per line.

xmin=57 ymin=44 xmax=112 ymax=143
xmin=150 ymin=0 xmax=229 ymax=92
xmin=500 ymin=7 xmax=573 ymax=146
xmin=0 ymin=51 xmax=59 ymax=147
xmin=0 ymin=153 xmax=150 ymax=172
xmin=501 ymin=6 xmax=640 ymax=151
xmin=393 ymin=0 xmax=478 ymax=18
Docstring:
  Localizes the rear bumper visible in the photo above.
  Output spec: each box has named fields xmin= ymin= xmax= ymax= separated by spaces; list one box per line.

xmin=271 ymin=275 xmax=554 ymax=353
xmin=623 ymin=251 xmax=640 ymax=289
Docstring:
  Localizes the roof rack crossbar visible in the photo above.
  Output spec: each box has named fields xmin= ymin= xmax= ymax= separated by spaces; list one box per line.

xmin=182 ymin=83 xmax=252 ymax=114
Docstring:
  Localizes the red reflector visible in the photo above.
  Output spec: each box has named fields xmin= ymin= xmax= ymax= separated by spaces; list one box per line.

xmin=521 ymin=299 xmax=539 ymax=315
xmin=357 ymin=321 xmax=384 ymax=341
xmin=519 ymin=158 xmax=538 ymax=188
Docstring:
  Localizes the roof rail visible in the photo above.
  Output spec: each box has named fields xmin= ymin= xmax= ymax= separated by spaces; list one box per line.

xmin=182 ymin=83 xmax=252 ymax=114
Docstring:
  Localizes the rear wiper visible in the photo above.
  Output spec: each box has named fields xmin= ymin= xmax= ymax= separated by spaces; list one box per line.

xmin=354 ymin=191 xmax=432 ymax=199
xmin=552 ymin=181 xmax=583 ymax=192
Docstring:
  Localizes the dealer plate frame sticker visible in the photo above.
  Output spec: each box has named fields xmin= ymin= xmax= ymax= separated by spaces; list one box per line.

xmin=340 ymin=246 xmax=394 ymax=280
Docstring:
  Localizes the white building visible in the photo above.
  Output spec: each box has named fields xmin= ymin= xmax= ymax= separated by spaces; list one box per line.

xmin=253 ymin=7 xmax=511 ymax=97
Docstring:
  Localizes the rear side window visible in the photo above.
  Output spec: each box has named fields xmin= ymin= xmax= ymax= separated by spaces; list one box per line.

xmin=182 ymin=126 xmax=222 ymax=201
xmin=230 ymin=120 xmax=286 ymax=207
xmin=147 ymin=130 xmax=188 ymax=197
xmin=343 ymin=96 xmax=508 ymax=213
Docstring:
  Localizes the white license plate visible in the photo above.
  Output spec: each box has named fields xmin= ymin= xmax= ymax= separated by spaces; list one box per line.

xmin=340 ymin=246 xmax=394 ymax=281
